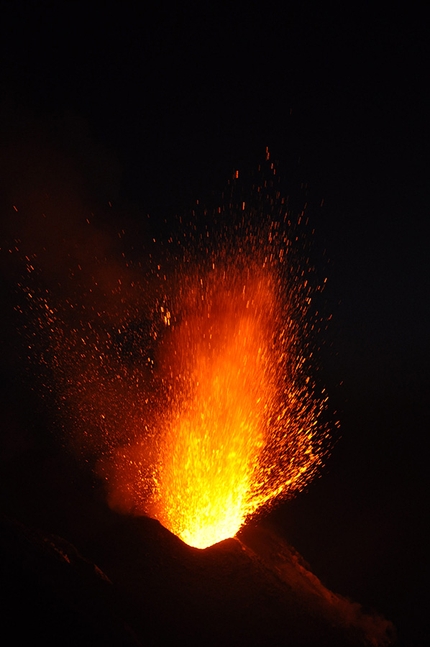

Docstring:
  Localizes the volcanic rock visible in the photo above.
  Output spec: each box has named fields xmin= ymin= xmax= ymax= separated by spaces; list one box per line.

xmin=0 ymin=510 xmax=396 ymax=646
xmin=0 ymin=514 xmax=140 ymax=646
xmin=83 ymin=514 xmax=396 ymax=646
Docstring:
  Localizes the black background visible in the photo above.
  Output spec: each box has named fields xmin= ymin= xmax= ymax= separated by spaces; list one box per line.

xmin=1 ymin=2 xmax=429 ymax=645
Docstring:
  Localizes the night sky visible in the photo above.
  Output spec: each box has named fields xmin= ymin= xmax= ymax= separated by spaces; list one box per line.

xmin=1 ymin=3 xmax=429 ymax=645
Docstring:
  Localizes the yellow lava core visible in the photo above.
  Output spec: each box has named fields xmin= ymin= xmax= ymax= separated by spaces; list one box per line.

xmin=153 ymin=274 xmax=272 ymax=548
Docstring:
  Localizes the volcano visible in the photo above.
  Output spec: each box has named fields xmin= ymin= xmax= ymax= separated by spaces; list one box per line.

xmin=0 ymin=155 xmax=395 ymax=645
xmin=0 ymin=511 xmax=395 ymax=646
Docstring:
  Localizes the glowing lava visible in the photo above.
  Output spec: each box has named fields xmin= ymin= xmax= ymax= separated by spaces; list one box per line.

xmin=152 ymin=270 xmax=274 ymax=548
xmin=145 ymin=251 xmax=324 ymax=548
xmin=19 ymin=160 xmax=329 ymax=550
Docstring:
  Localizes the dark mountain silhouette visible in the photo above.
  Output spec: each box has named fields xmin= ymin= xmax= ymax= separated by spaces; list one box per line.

xmin=0 ymin=512 xmax=395 ymax=646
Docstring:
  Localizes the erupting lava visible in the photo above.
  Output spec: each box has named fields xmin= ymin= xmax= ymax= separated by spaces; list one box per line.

xmin=147 ymin=255 xmax=324 ymax=549
xmin=148 ymin=248 xmax=326 ymax=548
xmin=19 ymin=159 xmax=329 ymax=549
xmin=153 ymin=270 xmax=276 ymax=548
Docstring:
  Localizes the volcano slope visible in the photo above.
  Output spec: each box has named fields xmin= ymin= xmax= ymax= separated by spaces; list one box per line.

xmin=0 ymin=511 xmax=396 ymax=647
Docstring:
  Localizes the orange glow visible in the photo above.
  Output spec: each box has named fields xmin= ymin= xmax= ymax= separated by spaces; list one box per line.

xmin=152 ymin=271 xmax=274 ymax=547
xmin=21 ymin=163 xmax=329 ymax=550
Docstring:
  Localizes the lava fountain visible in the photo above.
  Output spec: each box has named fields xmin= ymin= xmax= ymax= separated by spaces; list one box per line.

xmin=153 ymin=268 xmax=276 ymax=548
xmin=146 ymin=249 xmax=325 ymax=549
xmin=19 ymin=159 xmax=329 ymax=550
